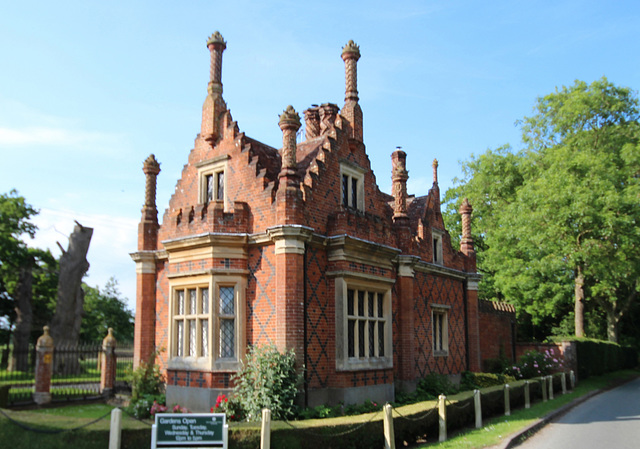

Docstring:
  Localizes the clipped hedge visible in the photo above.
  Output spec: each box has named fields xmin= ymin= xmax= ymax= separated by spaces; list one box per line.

xmin=570 ymin=339 xmax=638 ymax=379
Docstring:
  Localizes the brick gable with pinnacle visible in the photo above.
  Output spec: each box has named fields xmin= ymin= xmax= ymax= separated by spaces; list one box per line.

xmin=131 ymin=32 xmax=515 ymax=411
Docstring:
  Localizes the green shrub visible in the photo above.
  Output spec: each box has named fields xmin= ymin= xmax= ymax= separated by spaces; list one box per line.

xmin=506 ymin=349 xmax=562 ymax=379
xmin=232 ymin=344 xmax=301 ymax=421
xmin=468 ymin=372 xmax=515 ymax=388
xmin=416 ymin=372 xmax=458 ymax=399
xmin=126 ymin=351 xmax=165 ymax=419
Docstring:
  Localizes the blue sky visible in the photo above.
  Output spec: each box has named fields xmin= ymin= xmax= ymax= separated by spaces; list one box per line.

xmin=1 ymin=0 xmax=638 ymax=311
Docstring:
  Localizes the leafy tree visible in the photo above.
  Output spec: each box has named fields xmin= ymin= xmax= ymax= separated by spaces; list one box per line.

xmin=444 ymin=78 xmax=640 ymax=342
xmin=0 ymin=191 xmax=38 ymax=355
xmin=81 ymin=278 xmax=134 ymax=343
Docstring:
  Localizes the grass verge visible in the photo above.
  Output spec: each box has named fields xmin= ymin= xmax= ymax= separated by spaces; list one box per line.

xmin=420 ymin=369 xmax=639 ymax=448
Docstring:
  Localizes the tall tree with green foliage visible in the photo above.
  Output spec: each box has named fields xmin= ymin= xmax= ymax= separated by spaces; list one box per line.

xmin=81 ymin=278 xmax=134 ymax=343
xmin=445 ymin=78 xmax=640 ymax=342
xmin=0 ymin=191 xmax=38 ymax=368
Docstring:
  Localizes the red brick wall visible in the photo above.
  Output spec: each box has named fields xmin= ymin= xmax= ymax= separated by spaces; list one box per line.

xmin=479 ymin=311 xmax=514 ymax=363
xmin=412 ymin=273 xmax=467 ymax=378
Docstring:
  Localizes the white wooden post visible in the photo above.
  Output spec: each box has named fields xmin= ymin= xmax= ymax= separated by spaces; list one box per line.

xmin=438 ymin=395 xmax=447 ymax=442
xmin=570 ymin=370 xmax=576 ymax=389
xmin=541 ymin=377 xmax=548 ymax=402
xmin=474 ymin=389 xmax=482 ymax=429
xmin=561 ymin=372 xmax=567 ymax=394
xmin=383 ymin=403 xmax=395 ymax=449
xmin=108 ymin=408 xmax=122 ymax=449
xmin=548 ymin=375 xmax=554 ymax=400
xmin=504 ymin=384 xmax=511 ymax=416
xmin=524 ymin=381 xmax=530 ymax=409
xmin=261 ymin=408 xmax=271 ymax=449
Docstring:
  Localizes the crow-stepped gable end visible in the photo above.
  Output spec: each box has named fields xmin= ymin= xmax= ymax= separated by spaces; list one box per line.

xmin=131 ymin=34 xmax=515 ymax=411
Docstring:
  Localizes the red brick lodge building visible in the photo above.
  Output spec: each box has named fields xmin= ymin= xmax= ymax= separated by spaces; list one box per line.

xmin=131 ymin=32 xmax=516 ymax=411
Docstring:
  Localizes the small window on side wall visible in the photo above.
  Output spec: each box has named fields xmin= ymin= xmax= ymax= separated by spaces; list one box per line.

xmin=432 ymin=230 xmax=443 ymax=265
xmin=340 ymin=162 xmax=365 ymax=212
xmin=431 ymin=304 xmax=450 ymax=356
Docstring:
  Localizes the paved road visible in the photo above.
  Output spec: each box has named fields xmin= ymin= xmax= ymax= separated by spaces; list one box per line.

xmin=518 ymin=377 xmax=640 ymax=449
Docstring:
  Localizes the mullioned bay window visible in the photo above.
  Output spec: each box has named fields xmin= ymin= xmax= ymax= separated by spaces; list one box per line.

xmin=169 ymin=274 xmax=245 ymax=371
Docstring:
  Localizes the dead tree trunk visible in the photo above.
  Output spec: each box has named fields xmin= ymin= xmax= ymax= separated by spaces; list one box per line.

xmin=9 ymin=264 xmax=33 ymax=372
xmin=50 ymin=222 xmax=93 ymax=374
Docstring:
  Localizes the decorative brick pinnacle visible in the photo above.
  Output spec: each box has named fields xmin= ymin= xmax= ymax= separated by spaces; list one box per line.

xmin=459 ymin=198 xmax=474 ymax=255
xmin=341 ymin=40 xmax=361 ymax=61
xmin=392 ymin=148 xmax=409 ymax=219
xmin=278 ymin=105 xmax=301 ymax=131
xmin=207 ymin=31 xmax=226 ymax=93
xmin=143 ymin=154 xmax=160 ymax=175
xmin=142 ymin=154 xmax=160 ymax=222
xmin=206 ymin=31 xmax=227 ymax=49
xmin=460 ymin=198 xmax=473 ymax=215
xmin=432 ymin=158 xmax=439 ymax=185
xmin=279 ymin=106 xmax=300 ymax=174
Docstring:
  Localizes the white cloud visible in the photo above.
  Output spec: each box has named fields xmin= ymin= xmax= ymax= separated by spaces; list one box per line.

xmin=0 ymin=126 xmax=122 ymax=150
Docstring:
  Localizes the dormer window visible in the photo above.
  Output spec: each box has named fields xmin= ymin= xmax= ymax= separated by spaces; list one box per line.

xmin=197 ymin=156 xmax=229 ymax=209
xmin=340 ymin=161 xmax=365 ymax=212
xmin=205 ymin=171 xmax=224 ymax=203
xmin=432 ymin=230 xmax=444 ymax=265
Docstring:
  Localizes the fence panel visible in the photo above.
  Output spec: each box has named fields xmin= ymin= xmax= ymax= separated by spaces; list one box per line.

xmin=115 ymin=343 xmax=133 ymax=394
xmin=0 ymin=344 xmax=37 ymax=406
xmin=50 ymin=343 xmax=103 ymax=402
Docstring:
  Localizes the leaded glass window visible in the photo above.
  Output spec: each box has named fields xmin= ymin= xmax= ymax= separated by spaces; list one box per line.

xmin=173 ymin=286 xmax=211 ymax=359
xmin=218 ymin=286 xmax=236 ymax=359
xmin=346 ymin=287 xmax=387 ymax=359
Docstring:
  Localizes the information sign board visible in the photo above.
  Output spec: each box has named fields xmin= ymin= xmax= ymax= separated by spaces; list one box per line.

xmin=153 ymin=413 xmax=227 ymax=447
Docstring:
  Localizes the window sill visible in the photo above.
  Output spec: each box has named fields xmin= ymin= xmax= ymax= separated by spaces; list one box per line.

xmin=336 ymin=357 xmax=393 ymax=372
xmin=433 ymin=351 xmax=449 ymax=357
xmin=167 ymin=357 xmax=240 ymax=372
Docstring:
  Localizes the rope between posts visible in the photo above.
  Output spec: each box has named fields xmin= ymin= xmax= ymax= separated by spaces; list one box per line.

xmin=392 ymin=402 xmax=439 ymax=422
xmin=120 ymin=408 xmax=154 ymax=426
xmin=446 ymin=398 xmax=471 ymax=410
xmin=0 ymin=407 xmax=112 ymax=434
xmin=282 ymin=410 xmax=381 ymax=438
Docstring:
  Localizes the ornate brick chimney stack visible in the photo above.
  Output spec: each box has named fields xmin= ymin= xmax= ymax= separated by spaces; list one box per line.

xmin=139 ymin=154 xmax=160 ymax=250
xmin=201 ymin=31 xmax=228 ymax=143
xmin=391 ymin=148 xmax=409 ymax=221
xmin=304 ymin=106 xmax=320 ymax=140
xmin=276 ymin=106 xmax=303 ymax=224
xmin=459 ymin=198 xmax=475 ymax=257
xmin=341 ymin=40 xmax=363 ymax=142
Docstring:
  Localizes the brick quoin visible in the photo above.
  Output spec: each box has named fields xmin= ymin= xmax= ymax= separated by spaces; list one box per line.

xmin=131 ymin=33 xmax=515 ymax=411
